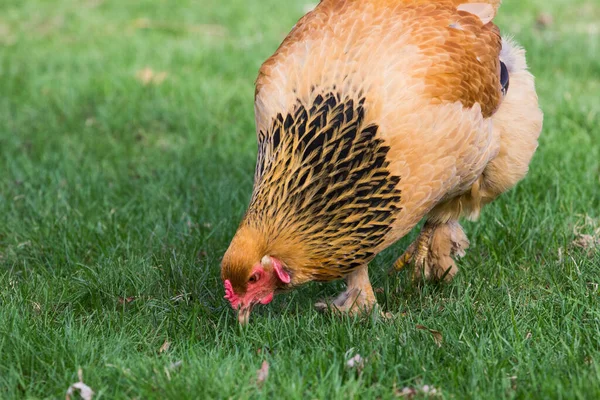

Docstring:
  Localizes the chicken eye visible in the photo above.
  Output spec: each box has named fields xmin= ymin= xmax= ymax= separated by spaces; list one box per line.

xmin=248 ymin=274 xmax=260 ymax=284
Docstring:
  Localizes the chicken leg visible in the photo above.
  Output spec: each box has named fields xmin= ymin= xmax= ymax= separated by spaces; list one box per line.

xmin=315 ymin=264 xmax=376 ymax=314
xmin=390 ymin=220 xmax=469 ymax=282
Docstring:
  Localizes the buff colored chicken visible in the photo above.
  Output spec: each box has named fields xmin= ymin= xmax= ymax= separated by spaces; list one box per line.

xmin=221 ymin=0 xmax=543 ymax=324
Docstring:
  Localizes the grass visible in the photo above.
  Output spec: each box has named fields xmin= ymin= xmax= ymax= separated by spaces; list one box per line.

xmin=1 ymin=0 xmax=599 ymax=398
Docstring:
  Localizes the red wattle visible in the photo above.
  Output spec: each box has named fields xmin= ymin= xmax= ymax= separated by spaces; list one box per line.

xmin=260 ymin=293 xmax=274 ymax=304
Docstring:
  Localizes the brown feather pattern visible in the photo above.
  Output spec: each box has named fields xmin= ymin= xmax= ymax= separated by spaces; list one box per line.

xmin=240 ymin=92 xmax=402 ymax=281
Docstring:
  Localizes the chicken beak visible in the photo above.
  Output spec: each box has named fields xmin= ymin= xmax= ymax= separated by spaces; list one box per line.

xmin=238 ymin=305 xmax=253 ymax=325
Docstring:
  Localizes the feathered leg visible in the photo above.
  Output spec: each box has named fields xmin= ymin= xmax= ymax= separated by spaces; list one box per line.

xmin=315 ymin=264 xmax=377 ymax=314
xmin=390 ymin=220 xmax=469 ymax=282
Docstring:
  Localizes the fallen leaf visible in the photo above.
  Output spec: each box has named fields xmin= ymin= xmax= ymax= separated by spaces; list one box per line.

xmin=256 ymin=360 xmax=269 ymax=385
xmin=536 ymin=13 xmax=554 ymax=28
xmin=572 ymin=216 xmax=600 ymax=253
xmin=196 ymin=250 xmax=207 ymax=260
xmin=380 ymin=311 xmax=394 ymax=320
xmin=66 ymin=369 xmax=94 ymax=400
xmin=346 ymin=353 xmax=364 ymax=370
xmin=416 ymin=324 xmax=443 ymax=347
xmin=118 ymin=296 xmax=136 ymax=304
xmin=421 ymin=385 xmax=439 ymax=395
xmin=395 ymin=386 xmax=417 ymax=398
xmin=572 ymin=233 xmax=598 ymax=250
xmin=159 ymin=340 xmax=171 ymax=353
xmin=394 ymin=384 xmax=440 ymax=398
xmin=525 ymin=332 xmax=532 ymax=340
xmin=135 ymin=68 xmax=168 ymax=85
xmin=374 ymin=287 xmax=384 ymax=293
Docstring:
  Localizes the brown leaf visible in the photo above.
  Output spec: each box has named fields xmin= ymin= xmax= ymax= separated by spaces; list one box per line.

xmin=65 ymin=369 xmax=94 ymax=400
xmin=118 ymin=296 xmax=136 ymax=304
xmin=380 ymin=311 xmax=394 ymax=320
xmin=196 ymin=250 xmax=208 ymax=260
xmin=572 ymin=216 xmax=600 ymax=253
xmin=394 ymin=384 xmax=440 ymax=398
xmin=394 ymin=385 xmax=417 ymax=398
xmin=416 ymin=324 xmax=443 ymax=347
xmin=135 ymin=68 xmax=168 ymax=85
xmin=256 ymin=360 xmax=269 ymax=385
xmin=536 ymin=13 xmax=554 ymax=28
xmin=572 ymin=233 xmax=598 ymax=250
xmin=159 ymin=340 xmax=171 ymax=354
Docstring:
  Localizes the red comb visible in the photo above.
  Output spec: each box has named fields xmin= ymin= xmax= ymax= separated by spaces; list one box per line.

xmin=224 ymin=279 xmax=240 ymax=308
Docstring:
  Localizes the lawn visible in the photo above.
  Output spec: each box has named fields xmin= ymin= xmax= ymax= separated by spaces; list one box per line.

xmin=1 ymin=0 xmax=599 ymax=398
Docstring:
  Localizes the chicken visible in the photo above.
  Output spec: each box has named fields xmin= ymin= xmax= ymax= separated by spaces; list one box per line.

xmin=221 ymin=0 xmax=543 ymax=324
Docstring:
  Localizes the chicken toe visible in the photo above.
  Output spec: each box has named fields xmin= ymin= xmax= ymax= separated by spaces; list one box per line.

xmin=390 ymin=220 xmax=468 ymax=282
xmin=315 ymin=265 xmax=376 ymax=314
xmin=389 ymin=221 xmax=435 ymax=279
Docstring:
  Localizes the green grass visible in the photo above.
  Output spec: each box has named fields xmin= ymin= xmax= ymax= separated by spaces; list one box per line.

xmin=1 ymin=0 xmax=599 ymax=398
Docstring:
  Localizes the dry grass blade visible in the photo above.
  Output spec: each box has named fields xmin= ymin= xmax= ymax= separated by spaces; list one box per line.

xmin=416 ymin=324 xmax=443 ymax=347
xmin=135 ymin=68 xmax=168 ymax=85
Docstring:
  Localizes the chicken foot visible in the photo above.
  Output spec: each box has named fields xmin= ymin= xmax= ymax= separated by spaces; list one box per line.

xmin=390 ymin=220 xmax=469 ymax=282
xmin=315 ymin=264 xmax=377 ymax=314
